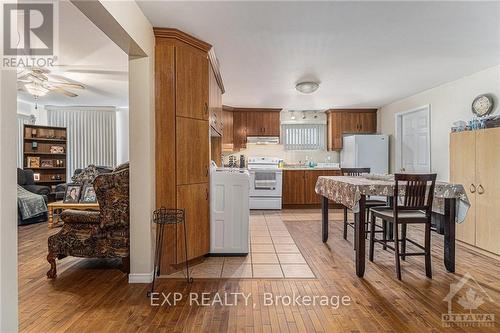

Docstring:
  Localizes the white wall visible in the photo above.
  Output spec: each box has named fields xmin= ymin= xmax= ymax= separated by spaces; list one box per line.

xmin=378 ymin=65 xmax=500 ymax=180
xmin=116 ymin=107 xmax=130 ymax=164
xmin=17 ymin=99 xmax=48 ymax=125
xmin=0 ymin=70 xmax=19 ymax=333
xmin=224 ymin=144 xmax=339 ymax=166
xmin=98 ymin=0 xmax=156 ymax=283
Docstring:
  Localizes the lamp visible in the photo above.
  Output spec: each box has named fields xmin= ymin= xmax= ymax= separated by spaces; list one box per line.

xmin=295 ymin=81 xmax=319 ymax=94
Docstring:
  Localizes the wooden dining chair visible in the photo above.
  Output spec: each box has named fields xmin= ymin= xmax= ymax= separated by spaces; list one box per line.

xmin=341 ymin=168 xmax=387 ymax=245
xmin=369 ymin=173 xmax=437 ymax=280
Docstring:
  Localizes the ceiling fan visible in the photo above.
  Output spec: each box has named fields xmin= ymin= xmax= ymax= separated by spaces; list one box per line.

xmin=17 ymin=67 xmax=85 ymax=104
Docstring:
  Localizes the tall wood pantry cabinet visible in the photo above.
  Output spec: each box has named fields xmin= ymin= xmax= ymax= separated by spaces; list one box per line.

xmin=154 ymin=28 xmax=224 ymax=273
xmin=450 ymin=127 xmax=500 ymax=256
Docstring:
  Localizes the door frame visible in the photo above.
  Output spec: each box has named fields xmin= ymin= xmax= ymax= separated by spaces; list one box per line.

xmin=394 ymin=104 xmax=431 ymax=173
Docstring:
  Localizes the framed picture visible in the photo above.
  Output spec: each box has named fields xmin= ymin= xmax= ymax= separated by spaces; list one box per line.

xmin=80 ymin=185 xmax=97 ymax=203
xmin=27 ymin=156 xmax=40 ymax=168
xmin=41 ymin=160 xmax=53 ymax=167
xmin=50 ymin=146 xmax=65 ymax=154
xmin=33 ymin=173 xmax=40 ymax=181
xmin=63 ymin=184 xmax=82 ymax=203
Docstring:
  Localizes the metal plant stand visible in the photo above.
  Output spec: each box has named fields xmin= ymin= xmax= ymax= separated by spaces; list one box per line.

xmin=148 ymin=208 xmax=192 ymax=297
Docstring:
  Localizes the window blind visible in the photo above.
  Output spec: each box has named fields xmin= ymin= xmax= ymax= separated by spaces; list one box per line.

xmin=282 ymin=124 xmax=326 ymax=150
xmin=47 ymin=107 xmax=117 ymax=179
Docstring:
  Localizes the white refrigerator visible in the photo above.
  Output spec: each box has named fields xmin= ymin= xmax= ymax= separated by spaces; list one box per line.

xmin=340 ymin=134 xmax=389 ymax=174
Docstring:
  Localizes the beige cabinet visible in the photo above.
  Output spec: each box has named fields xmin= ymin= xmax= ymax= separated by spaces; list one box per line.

xmin=450 ymin=128 xmax=500 ymax=255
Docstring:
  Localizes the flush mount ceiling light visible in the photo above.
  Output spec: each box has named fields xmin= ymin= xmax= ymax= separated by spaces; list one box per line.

xmin=295 ymin=81 xmax=319 ymax=94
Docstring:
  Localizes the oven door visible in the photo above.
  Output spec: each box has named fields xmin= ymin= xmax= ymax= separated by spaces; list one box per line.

xmin=249 ymin=170 xmax=282 ymax=197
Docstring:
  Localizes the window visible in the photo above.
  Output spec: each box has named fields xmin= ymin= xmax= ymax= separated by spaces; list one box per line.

xmin=47 ymin=107 xmax=117 ymax=178
xmin=282 ymin=124 xmax=326 ymax=150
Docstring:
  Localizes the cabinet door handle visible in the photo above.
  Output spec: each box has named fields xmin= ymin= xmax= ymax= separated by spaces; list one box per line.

xmin=477 ymin=184 xmax=484 ymax=195
xmin=204 ymin=102 xmax=208 ymax=115
xmin=470 ymin=184 xmax=476 ymax=193
xmin=206 ymin=188 xmax=209 ymax=200
xmin=206 ymin=165 xmax=209 ymax=177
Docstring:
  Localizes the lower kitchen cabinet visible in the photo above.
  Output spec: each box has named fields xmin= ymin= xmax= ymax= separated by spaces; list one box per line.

xmin=283 ymin=169 xmax=341 ymax=206
xmin=283 ymin=170 xmax=305 ymax=204
xmin=176 ymin=183 xmax=210 ymax=263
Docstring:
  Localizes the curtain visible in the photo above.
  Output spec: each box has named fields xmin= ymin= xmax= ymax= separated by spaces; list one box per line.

xmin=282 ymin=124 xmax=326 ymax=150
xmin=47 ymin=107 xmax=117 ymax=179
xmin=17 ymin=114 xmax=33 ymax=168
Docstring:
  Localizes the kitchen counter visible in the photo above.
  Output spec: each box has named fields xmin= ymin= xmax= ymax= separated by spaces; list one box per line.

xmin=281 ymin=167 xmax=341 ymax=171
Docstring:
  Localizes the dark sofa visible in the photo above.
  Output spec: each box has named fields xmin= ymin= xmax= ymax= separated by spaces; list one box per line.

xmin=55 ymin=166 xmax=113 ymax=200
xmin=17 ymin=168 xmax=50 ymax=225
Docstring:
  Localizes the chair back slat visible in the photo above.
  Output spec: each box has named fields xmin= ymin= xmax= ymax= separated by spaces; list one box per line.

xmin=341 ymin=168 xmax=370 ymax=176
xmin=394 ymin=173 xmax=437 ymax=215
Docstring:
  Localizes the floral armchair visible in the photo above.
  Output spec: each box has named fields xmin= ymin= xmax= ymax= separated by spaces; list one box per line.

xmin=47 ymin=163 xmax=129 ymax=279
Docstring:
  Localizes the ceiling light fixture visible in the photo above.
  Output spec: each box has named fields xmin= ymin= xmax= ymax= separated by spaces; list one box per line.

xmin=295 ymin=81 xmax=319 ymax=94
xmin=290 ymin=111 xmax=296 ymax=120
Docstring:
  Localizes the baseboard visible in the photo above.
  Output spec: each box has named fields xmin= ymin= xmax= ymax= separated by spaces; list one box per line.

xmin=457 ymin=240 xmax=500 ymax=261
xmin=128 ymin=271 xmax=154 ymax=284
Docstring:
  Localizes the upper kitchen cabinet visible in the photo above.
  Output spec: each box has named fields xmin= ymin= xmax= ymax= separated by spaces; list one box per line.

xmin=176 ymin=43 xmax=209 ymax=120
xmin=209 ymin=51 xmax=225 ymax=135
xmin=222 ymin=105 xmax=234 ymax=151
xmin=233 ymin=111 xmax=247 ymax=151
xmin=244 ymin=109 xmax=281 ymax=136
xmin=327 ymin=109 xmax=377 ymax=150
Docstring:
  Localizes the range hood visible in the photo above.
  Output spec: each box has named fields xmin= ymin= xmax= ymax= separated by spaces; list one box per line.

xmin=247 ymin=136 xmax=280 ymax=145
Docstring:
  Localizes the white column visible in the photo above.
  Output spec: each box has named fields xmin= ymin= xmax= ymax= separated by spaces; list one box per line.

xmin=0 ymin=69 xmax=19 ymax=332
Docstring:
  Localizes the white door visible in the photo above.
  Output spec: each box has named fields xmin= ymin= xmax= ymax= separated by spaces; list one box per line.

xmin=396 ymin=106 xmax=430 ymax=173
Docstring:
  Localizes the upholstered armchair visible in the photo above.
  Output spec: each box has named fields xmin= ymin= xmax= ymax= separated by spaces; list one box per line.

xmin=47 ymin=163 xmax=130 ymax=279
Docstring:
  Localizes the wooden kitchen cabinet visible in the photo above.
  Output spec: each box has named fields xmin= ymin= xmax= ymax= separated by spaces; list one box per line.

xmin=262 ymin=111 xmax=281 ymax=136
xmin=304 ymin=170 xmax=341 ymax=204
xmin=327 ymin=109 xmax=377 ymax=150
xmin=222 ymin=106 xmax=234 ymax=151
xmin=282 ymin=170 xmax=305 ymax=204
xmin=176 ymin=44 xmax=209 ymax=121
xmin=176 ymin=117 xmax=209 ymax=185
xmin=176 ymin=183 xmax=210 ymax=262
xmin=283 ymin=169 xmax=341 ymax=205
xmin=245 ymin=111 xmax=263 ymax=136
xmin=233 ymin=111 xmax=247 ymax=151
xmin=209 ymin=62 xmax=223 ymax=134
xmin=155 ymin=28 xmax=224 ymax=273
xmin=238 ymin=108 xmax=282 ymax=137
xmin=450 ymin=128 xmax=500 ymax=256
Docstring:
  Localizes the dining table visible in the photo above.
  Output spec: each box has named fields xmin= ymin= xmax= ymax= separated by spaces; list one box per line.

xmin=315 ymin=175 xmax=470 ymax=278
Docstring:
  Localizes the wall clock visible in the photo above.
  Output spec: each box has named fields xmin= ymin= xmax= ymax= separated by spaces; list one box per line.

xmin=471 ymin=94 xmax=494 ymax=117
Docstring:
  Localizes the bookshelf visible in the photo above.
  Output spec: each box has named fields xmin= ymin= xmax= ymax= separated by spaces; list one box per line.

xmin=23 ymin=124 xmax=67 ymax=188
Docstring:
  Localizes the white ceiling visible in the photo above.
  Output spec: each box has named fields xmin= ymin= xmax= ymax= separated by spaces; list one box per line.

xmin=138 ymin=1 xmax=500 ymax=109
xmin=18 ymin=1 xmax=128 ymax=107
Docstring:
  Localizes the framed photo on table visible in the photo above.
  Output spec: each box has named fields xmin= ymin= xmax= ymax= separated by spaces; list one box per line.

xmin=64 ymin=184 xmax=82 ymax=203
xmin=80 ymin=184 xmax=97 ymax=203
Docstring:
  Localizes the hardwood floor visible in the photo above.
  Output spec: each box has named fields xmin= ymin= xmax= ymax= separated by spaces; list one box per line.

xmin=19 ymin=209 xmax=499 ymax=332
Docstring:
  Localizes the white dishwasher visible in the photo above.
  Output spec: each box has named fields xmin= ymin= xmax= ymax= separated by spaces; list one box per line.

xmin=210 ymin=165 xmax=250 ymax=254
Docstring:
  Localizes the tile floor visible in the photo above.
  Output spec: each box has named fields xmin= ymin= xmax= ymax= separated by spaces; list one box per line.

xmin=161 ymin=211 xmax=315 ymax=279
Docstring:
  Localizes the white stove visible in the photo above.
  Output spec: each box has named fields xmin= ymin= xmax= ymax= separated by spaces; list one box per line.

xmin=247 ymin=157 xmax=282 ymax=209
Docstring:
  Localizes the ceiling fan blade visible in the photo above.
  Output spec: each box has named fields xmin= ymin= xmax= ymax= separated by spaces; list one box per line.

xmin=18 ymin=79 xmax=32 ymax=83
xmin=46 ymin=81 xmax=85 ymax=89
xmin=52 ymin=87 xmax=78 ymax=97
